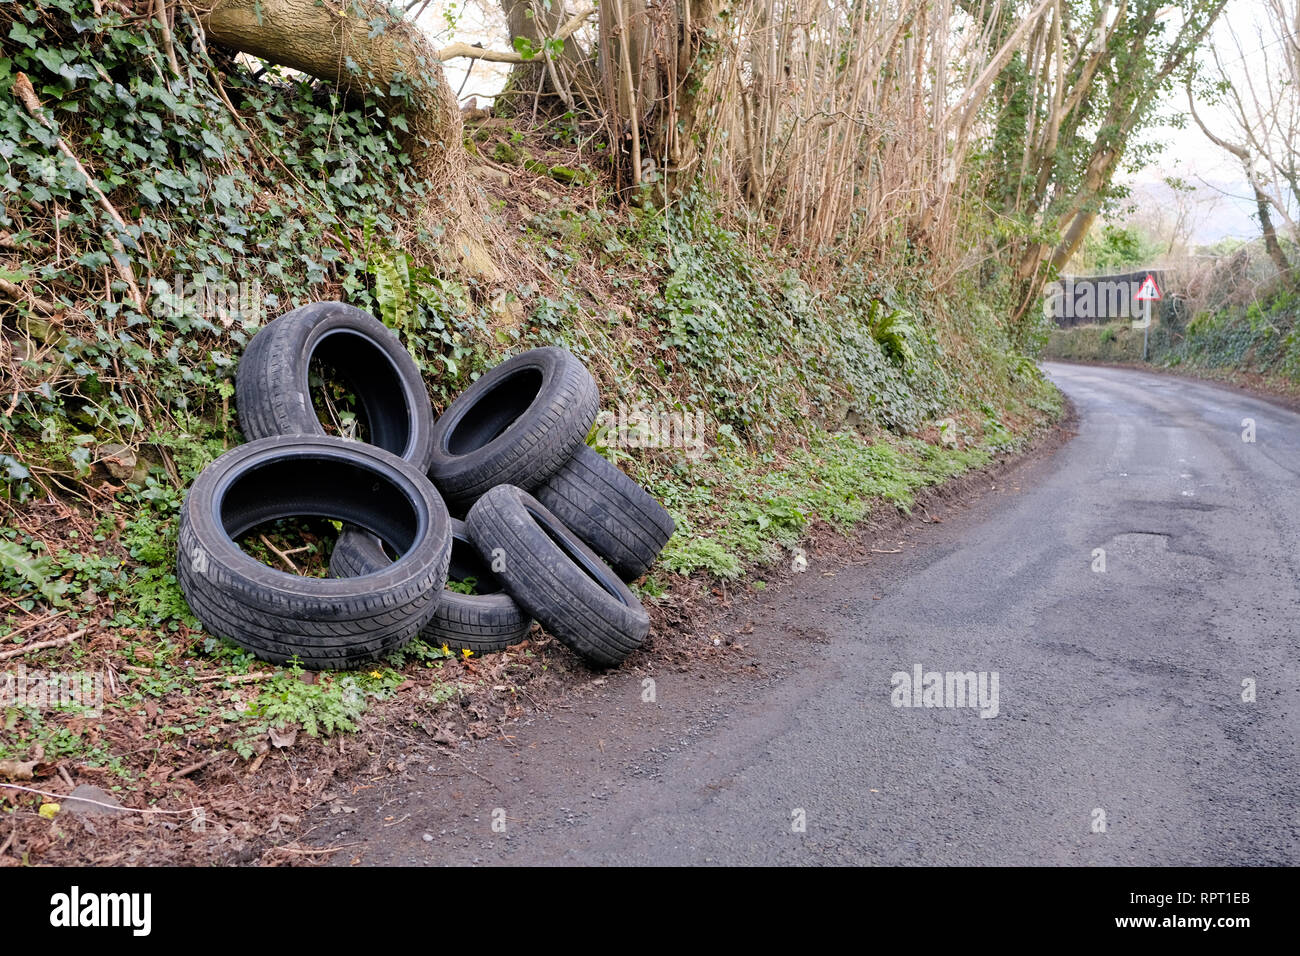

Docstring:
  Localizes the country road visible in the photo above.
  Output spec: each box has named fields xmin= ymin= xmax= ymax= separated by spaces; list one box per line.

xmin=320 ymin=363 xmax=1300 ymax=866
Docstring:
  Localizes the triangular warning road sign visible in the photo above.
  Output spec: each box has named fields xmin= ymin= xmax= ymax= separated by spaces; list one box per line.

xmin=1135 ymin=274 xmax=1162 ymax=301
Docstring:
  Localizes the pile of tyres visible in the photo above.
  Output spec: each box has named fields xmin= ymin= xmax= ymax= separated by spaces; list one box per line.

xmin=176 ymin=302 xmax=675 ymax=670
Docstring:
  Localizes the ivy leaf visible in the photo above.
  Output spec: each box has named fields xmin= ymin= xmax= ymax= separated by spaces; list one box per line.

xmin=9 ymin=22 xmax=39 ymax=48
xmin=513 ymin=36 xmax=538 ymax=61
xmin=69 ymin=444 xmax=93 ymax=476
xmin=77 ymin=250 xmax=110 ymax=268
xmin=34 ymin=48 xmax=67 ymax=73
xmin=200 ymin=128 xmax=226 ymax=157
xmin=1 ymin=454 xmax=29 ymax=480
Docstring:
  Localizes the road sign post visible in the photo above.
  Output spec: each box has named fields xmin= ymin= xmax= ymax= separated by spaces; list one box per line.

xmin=1134 ymin=273 xmax=1162 ymax=362
xmin=1143 ymin=298 xmax=1150 ymax=361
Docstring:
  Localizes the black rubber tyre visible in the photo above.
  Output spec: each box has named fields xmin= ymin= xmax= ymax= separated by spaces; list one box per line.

xmin=428 ymin=347 xmax=598 ymax=510
xmin=236 ymin=302 xmax=436 ymax=471
xmin=534 ymin=446 xmax=675 ymax=580
xmin=176 ymin=436 xmax=452 ymax=670
xmin=330 ymin=519 xmax=532 ymax=654
xmin=465 ymin=485 xmax=649 ymax=668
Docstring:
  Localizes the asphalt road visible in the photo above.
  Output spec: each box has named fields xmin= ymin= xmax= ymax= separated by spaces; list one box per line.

xmin=326 ymin=363 xmax=1300 ymax=865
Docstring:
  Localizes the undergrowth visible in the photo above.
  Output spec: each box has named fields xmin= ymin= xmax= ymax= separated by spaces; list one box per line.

xmin=654 ymin=427 xmax=1008 ymax=580
xmin=1171 ymin=289 xmax=1300 ymax=382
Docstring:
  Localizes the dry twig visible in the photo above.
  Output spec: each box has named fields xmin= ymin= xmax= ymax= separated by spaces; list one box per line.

xmin=11 ymin=73 xmax=147 ymax=314
xmin=0 ymin=628 xmax=87 ymax=662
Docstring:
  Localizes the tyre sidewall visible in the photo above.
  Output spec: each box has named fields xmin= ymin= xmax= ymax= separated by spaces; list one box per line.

xmin=179 ymin=437 xmax=450 ymax=627
xmin=237 ymin=302 xmax=435 ymax=471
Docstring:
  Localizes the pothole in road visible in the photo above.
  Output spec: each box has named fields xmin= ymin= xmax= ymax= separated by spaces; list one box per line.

xmin=1120 ymin=498 xmax=1222 ymax=513
xmin=1110 ymin=531 xmax=1173 ymax=554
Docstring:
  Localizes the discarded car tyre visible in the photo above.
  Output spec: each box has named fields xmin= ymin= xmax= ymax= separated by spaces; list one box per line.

xmin=236 ymin=302 xmax=436 ymax=470
xmin=534 ymin=446 xmax=675 ymax=581
xmin=428 ymin=347 xmax=599 ymax=510
xmin=466 ymin=484 xmax=649 ymax=668
xmin=330 ymin=519 xmax=533 ymax=654
xmin=177 ymin=436 xmax=452 ymax=670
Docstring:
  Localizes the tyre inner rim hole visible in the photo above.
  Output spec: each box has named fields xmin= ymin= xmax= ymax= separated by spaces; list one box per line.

xmin=445 ymin=366 xmax=544 ymax=456
xmin=311 ymin=330 xmax=412 ymax=459
xmin=308 ymin=355 xmax=371 ymax=445
xmin=220 ymin=457 xmax=421 ymax=569
xmin=447 ymin=535 xmax=502 ymax=595
xmin=529 ymin=508 xmax=625 ymax=604
xmin=236 ymin=517 xmax=339 ymax=577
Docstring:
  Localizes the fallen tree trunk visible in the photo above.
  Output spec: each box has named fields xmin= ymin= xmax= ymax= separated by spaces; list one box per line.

xmin=200 ymin=0 xmax=464 ymax=186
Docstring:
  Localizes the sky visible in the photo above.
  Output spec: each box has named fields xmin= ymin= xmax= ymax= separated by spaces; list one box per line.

xmin=416 ymin=2 xmax=513 ymax=106
xmin=1121 ymin=0 xmax=1285 ymax=246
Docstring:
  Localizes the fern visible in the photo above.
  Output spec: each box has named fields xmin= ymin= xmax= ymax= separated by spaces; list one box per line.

xmin=360 ymin=217 xmax=413 ymax=332
xmin=370 ymin=249 xmax=412 ymax=332
xmin=868 ymin=301 xmax=917 ymax=367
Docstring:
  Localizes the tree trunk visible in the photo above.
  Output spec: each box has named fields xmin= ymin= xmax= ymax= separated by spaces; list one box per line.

xmin=1255 ymin=184 xmax=1294 ymax=279
xmin=595 ymin=0 xmax=662 ymax=189
xmin=201 ymin=0 xmax=464 ymax=186
xmin=658 ymin=0 xmax=720 ymax=185
xmin=1184 ymin=80 xmax=1293 ymax=282
xmin=599 ymin=0 xmax=656 ymax=117
xmin=499 ymin=0 xmax=568 ymax=95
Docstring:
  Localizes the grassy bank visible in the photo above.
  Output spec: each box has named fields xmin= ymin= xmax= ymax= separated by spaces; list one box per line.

xmin=1045 ymin=322 xmax=1148 ymax=363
